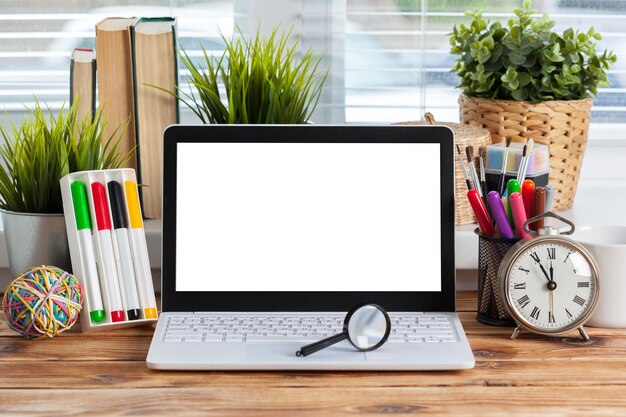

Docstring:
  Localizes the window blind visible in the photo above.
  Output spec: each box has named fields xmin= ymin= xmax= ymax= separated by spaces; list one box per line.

xmin=0 ymin=1 xmax=238 ymax=125
xmin=2 ymin=0 xmax=626 ymax=133
xmin=340 ymin=0 xmax=626 ymax=128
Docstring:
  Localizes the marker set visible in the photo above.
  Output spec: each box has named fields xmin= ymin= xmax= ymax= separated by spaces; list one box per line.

xmin=60 ymin=169 xmax=158 ymax=332
xmin=457 ymin=141 xmax=555 ymax=240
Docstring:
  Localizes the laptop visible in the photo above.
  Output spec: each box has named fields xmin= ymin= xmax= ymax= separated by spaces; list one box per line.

xmin=147 ymin=125 xmax=475 ymax=370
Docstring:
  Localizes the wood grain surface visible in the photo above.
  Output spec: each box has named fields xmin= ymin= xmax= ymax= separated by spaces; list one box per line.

xmin=1 ymin=291 xmax=625 ymax=417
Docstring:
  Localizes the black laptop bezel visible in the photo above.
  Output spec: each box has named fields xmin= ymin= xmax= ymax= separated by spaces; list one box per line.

xmin=161 ymin=125 xmax=455 ymax=312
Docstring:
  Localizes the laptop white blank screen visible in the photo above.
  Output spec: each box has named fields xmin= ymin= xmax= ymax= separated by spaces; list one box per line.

xmin=175 ymin=142 xmax=441 ymax=292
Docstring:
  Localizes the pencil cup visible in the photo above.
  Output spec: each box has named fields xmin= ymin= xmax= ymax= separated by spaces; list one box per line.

xmin=476 ymin=229 xmax=518 ymax=326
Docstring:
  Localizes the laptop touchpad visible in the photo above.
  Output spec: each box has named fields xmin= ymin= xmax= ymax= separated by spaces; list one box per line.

xmin=246 ymin=342 xmax=366 ymax=362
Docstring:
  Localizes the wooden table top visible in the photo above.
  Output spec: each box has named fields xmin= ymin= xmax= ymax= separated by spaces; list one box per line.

xmin=0 ymin=291 xmax=625 ymax=416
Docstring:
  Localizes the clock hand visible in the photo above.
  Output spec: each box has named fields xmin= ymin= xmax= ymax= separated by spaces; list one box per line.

xmin=545 ymin=261 xmax=557 ymax=291
xmin=550 ymin=261 xmax=554 ymax=281
xmin=549 ymin=290 xmax=555 ymax=323
xmin=538 ymin=262 xmax=551 ymax=283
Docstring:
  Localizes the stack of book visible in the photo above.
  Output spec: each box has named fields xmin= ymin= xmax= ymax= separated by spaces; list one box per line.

xmin=70 ymin=17 xmax=178 ymax=219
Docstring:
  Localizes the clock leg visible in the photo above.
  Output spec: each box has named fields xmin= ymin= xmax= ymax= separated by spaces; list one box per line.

xmin=511 ymin=326 xmax=521 ymax=339
xmin=579 ymin=326 xmax=590 ymax=341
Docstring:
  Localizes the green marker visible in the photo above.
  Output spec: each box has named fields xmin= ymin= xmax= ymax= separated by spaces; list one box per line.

xmin=506 ymin=179 xmax=520 ymax=230
xmin=71 ymin=181 xmax=106 ymax=323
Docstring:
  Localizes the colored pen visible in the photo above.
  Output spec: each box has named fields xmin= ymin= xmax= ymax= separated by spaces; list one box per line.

xmin=70 ymin=181 xmax=105 ymax=323
xmin=108 ymin=181 xmax=141 ymax=321
xmin=91 ymin=182 xmax=125 ymax=322
xmin=510 ymin=192 xmax=532 ymax=239
xmin=467 ymin=189 xmax=495 ymax=236
xmin=124 ymin=181 xmax=158 ymax=319
xmin=487 ymin=191 xmax=515 ymax=240
xmin=521 ymin=179 xmax=535 ymax=219
xmin=506 ymin=179 xmax=520 ymax=227
xmin=545 ymin=184 xmax=555 ymax=212
xmin=532 ymin=187 xmax=546 ymax=231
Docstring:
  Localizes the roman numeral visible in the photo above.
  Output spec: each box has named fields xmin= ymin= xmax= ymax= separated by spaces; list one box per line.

xmin=530 ymin=252 xmax=541 ymax=263
xmin=548 ymin=311 xmax=555 ymax=323
xmin=578 ymin=281 xmax=589 ymax=288
xmin=530 ymin=306 xmax=540 ymax=320
xmin=573 ymin=295 xmax=586 ymax=306
xmin=565 ymin=308 xmax=573 ymax=318
xmin=564 ymin=252 xmax=572 ymax=263
xmin=514 ymin=282 xmax=526 ymax=290
xmin=517 ymin=295 xmax=530 ymax=309
xmin=547 ymin=248 xmax=556 ymax=260
xmin=518 ymin=267 xmax=530 ymax=274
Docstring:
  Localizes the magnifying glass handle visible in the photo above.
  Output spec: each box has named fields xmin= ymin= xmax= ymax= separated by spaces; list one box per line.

xmin=296 ymin=332 xmax=348 ymax=357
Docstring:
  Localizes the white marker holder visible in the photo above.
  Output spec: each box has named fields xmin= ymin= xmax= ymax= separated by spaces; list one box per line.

xmin=61 ymin=169 xmax=158 ymax=332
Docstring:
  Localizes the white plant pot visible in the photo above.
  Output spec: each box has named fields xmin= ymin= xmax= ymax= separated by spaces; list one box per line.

xmin=0 ymin=209 xmax=71 ymax=278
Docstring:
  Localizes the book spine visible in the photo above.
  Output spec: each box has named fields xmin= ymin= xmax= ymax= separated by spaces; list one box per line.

xmin=70 ymin=50 xmax=96 ymax=123
xmin=171 ymin=22 xmax=180 ymax=124
xmin=91 ymin=58 xmax=97 ymax=116
xmin=96 ymin=20 xmax=138 ymax=171
xmin=131 ymin=18 xmax=178 ymax=219
xmin=69 ymin=58 xmax=75 ymax=107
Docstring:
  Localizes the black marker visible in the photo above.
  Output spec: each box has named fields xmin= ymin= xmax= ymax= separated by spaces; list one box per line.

xmin=108 ymin=181 xmax=141 ymax=321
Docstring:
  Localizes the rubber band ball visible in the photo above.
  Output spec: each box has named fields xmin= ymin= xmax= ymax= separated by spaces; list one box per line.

xmin=3 ymin=265 xmax=83 ymax=339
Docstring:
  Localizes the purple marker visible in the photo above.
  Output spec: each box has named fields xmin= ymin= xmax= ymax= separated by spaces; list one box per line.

xmin=487 ymin=191 xmax=515 ymax=240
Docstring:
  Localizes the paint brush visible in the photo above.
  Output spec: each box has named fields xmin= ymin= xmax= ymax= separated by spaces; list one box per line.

xmin=498 ymin=138 xmax=512 ymax=196
xmin=519 ymin=138 xmax=534 ymax=183
xmin=516 ymin=143 xmax=529 ymax=183
xmin=479 ymin=147 xmax=491 ymax=217
xmin=456 ymin=144 xmax=474 ymax=191
xmin=479 ymin=147 xmax=487 ymax=199
xmin=466 ymin=145 xmax=482 ymax=197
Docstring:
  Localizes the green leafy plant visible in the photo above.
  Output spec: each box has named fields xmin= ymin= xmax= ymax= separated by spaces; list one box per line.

xmin=449 ymin=0 xmax=617 ymax=102
xmin=0 ymin=100 xmax=131 ymax=213
xmin=161 ymin=26 xmax=327 ymax=124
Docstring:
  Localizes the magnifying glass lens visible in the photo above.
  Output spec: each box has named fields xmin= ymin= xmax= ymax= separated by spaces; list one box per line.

xmin=347 ymin=305 xmax=389 ymax=349
xmin=296 ymin=304 xmax=391 ymax=357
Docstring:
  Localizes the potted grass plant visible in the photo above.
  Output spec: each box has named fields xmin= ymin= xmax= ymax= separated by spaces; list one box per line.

xmin=450 ymin=0 xmax=616 ymax=210
xmin=0 ymin=100 xmax=130 ymax=277
xmin=160 ymin=26 xmax=327 ymax=124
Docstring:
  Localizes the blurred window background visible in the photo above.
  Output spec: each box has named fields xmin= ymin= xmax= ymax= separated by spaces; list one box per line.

xmin=1 ymin=0 xmax=625 ymax=185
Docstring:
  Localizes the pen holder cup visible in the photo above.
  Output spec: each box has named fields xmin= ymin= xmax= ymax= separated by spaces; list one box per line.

xmin=476 ymin=229 xmax=518 ymax=326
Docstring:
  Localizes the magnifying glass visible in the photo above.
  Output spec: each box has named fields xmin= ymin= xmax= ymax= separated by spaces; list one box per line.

xmin=296 ymin=304 xmax=391 ymax=357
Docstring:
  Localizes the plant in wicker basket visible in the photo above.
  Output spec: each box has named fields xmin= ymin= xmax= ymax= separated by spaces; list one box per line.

xmin=449 ymin=0 xmax=617 ymax=210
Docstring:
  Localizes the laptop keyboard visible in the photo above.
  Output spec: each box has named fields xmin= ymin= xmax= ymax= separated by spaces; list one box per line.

xmin=162 ymin=313 xmax=458 ymax=344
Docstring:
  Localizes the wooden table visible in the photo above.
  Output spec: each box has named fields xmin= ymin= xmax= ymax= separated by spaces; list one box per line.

xmin=1 ymin=291 xmax=625 ymax=416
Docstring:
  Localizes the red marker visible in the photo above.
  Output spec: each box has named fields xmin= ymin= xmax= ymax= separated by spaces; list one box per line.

xmin=510 ymin=192 xmax=532 ymax=239
xmin=91 ymin=182 xmax=126 ymax=323
xmin=467 ymin=189 xmax=495 ymax=236
xmin=521 ymin=179 xmax=535 ymax=219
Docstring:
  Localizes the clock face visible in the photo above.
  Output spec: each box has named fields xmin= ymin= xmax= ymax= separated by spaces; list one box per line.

xmin=506 ymin=240 xmax=598 ymax=332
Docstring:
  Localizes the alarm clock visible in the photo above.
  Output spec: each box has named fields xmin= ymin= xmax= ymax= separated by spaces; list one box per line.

xmin=498 ymin=212 xmax=600 ymax=340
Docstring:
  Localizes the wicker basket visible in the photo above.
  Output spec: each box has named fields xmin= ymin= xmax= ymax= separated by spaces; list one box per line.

xmin=396 ymin=114 xmax=491 ymax=225
xmin=459 ymin=94 xmax=593 ymax=211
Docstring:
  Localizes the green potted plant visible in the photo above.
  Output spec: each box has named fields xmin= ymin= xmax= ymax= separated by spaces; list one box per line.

xmin=0 ymin=100 xmax=130 ymax=277
xmin=160 ymin=26 xmax=327 ymax=124
xmin=450 ymin=0 xmax=616 ymax=210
